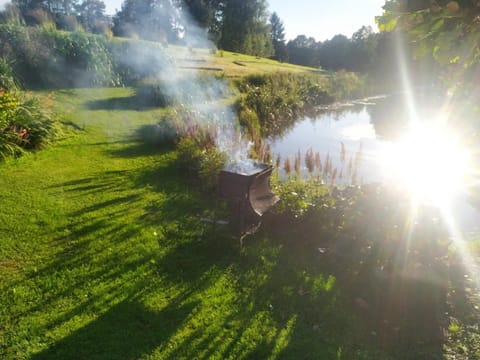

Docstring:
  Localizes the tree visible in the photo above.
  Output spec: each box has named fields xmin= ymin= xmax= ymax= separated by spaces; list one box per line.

xmin=219 ymin=0 xmax=272 ymax=57
xmin=75 ymin=0 xmax=107 ymax=33
xmin=348 ymin=26 xmax=378 ymax=72
xmin=376 ymin=0 xmax=480 ymax=93
xmin=317 ymin=34 xmax=350 ymax=70
xmin=178 ymin=0 xmax=212 ymax=28
xmin=174 ymin=0 xmax=224 ymax=46
xmin=113 ymin=0 xmax=177 ymax=43
xmin=286 ymin=35 xmax=319 ymax=67
xmin=269 ymin=12 xmax=287 ymax=61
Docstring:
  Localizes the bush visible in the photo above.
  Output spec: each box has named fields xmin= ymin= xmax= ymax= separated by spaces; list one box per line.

xmin=176 ymin=135 xmax=226 ymax=193
xmin=110 ymin=39 xmax=171 ymax=85
xmin=0 ymin=89 xmax=58 ymax=160
xmin=235 ymin=73 xmax=333 ymax=138
xmin=0 ymin=57 xmax=19 ymax=91
xmin=0 ymin=24 xmax=120 ymax=87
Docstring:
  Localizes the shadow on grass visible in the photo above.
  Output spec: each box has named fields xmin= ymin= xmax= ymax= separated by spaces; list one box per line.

xmin=32 ymin=296 xmax=199 ymax=360
xmin=84 ymin=85 xmax=169 ymax=111
xmin=13 ymin=127 xmax=468 ymax=359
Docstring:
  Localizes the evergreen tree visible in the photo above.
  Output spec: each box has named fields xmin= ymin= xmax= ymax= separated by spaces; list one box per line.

xmin=269 ymin=12 xmax=287 ymax=61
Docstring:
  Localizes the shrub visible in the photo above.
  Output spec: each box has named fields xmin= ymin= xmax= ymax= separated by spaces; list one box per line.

xmin=0 ymin=89 xmax=58 ymax=160
xmin=0 ymin=24 xmax=120 ymax=87
xmin=0 ymin=57 xmax=19 ymax=91
xmin=110 ymin=39 xmax=171 ymax=85
xmin=176 ymin=135 xmax=226 ymax=193
xmin=235 ymin=72 xmax=364 ymax=139
xmin=235 ymin=73 xmax=330 ymax=137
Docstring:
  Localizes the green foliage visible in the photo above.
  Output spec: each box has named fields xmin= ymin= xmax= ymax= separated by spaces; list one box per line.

xmin=112 ymin=0 xmax=177 ymax=43
xmin=110 ymin=39 xmax=171 ymax=84
xmin=272 ymin=177 xmax=332 ymax=219
xmin=219 ymin=0 xmax=273 ymax=57
xmin=0 ymin=24 xmax=120 ymax=87
xmin=286 ymin=28 xmax=379 ymax=73
xmin=235 ymin=72 xmax=362 ymax=138
xmin=176 ymin=134 xmax=226 ymax=193
xmin=326 ymin=70 xmax=365 ymax=100
xmin=0 ymin=90 xmax=58 ymax=160
xmin=376 ymin=0 xmax=480 ymax=92
xmin=0 ymin=57 xmax=19 ymax=91
xmin=270 ymin=12 xmax=287 ymax=62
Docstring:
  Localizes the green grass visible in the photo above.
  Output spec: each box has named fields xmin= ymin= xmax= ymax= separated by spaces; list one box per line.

xmin=0 ymin=88 xmax=344 ymax=359
xmin=1 ymin=88 xmax=479 ymax=359
xmin=165 ymin=45 xmax=324 ymax=79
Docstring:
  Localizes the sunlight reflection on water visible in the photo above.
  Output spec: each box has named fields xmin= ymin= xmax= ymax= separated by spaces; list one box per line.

xmin=269 ymin=101 xmax=480 ymax=236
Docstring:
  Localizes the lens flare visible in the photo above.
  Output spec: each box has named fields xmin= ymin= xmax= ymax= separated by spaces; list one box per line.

xmin=381 ymin=123 xmax=472 ymax=207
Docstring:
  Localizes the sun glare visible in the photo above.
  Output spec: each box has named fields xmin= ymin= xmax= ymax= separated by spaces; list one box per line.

xmin=381 ymin=123 xmax=471 ymax=207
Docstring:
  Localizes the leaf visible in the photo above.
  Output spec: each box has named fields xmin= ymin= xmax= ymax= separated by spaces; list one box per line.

xmin=377 ymin=16 xmax=399 ymax=32
xmin=450 ymin=55 xmax=460 ymax=63
xmin=431 ymin=18 xmax=445 ymax=32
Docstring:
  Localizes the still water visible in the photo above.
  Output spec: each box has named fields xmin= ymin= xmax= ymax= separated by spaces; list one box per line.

xmin=269 ymin=95 xmax=480 ymax=237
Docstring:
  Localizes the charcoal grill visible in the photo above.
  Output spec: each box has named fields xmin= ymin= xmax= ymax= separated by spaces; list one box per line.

xmin=218 ymin=162 xmax=279 ymax=243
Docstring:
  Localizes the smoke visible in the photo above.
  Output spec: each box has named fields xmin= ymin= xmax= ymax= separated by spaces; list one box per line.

xmin=0 ymin=0 xmax=9 ymax=11
xmin=119 ymin=3 xmax=252 ymax=165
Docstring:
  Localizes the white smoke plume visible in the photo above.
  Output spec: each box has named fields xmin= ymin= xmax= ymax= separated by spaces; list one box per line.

xmin=119 ymin=3 xmax=252 ymax=166
xmin=0 ymin=0 xmax=9 ymax=11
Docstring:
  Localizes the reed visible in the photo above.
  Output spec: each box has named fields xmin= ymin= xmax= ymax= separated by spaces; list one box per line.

xmin=315 ymin=151 xmax=322 ymax=172
xmin=305 ymin=148 xmax=315 ymax=173
xmin=275 ymin=153 xmax=281 ymax=169
xmin=284 ymin=157 xmax=292 ymax=175
xmin=294 ymin=150 xmax=301 ymax=175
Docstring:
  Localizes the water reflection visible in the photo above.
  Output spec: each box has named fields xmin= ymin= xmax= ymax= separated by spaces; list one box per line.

xmin=269 ymin=94 xmax=480 ymax=235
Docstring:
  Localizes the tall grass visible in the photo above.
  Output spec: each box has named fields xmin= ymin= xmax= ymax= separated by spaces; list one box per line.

xmin=235 ymin=72 xmax=364 ymax=141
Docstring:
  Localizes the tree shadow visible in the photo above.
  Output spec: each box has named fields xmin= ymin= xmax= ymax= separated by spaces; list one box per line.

xmin=260 ymin=189 xmax=455 ymax=359
xmin=32 ymin=296 xmax=199 ymax=360
xmin=83 ymin=85 xmax=170 ymax=111
xmin=106 ymin=126 xmax=175 ymax=159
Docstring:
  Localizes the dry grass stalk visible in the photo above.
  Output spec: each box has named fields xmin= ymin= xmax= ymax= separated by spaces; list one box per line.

xmin=294 ymin=150 xmax=301 ymax=175
xmin=315 ymin=151 xmax=322 ymax=172
xmin=284 ymin=157 xmax=292 ymax=174
xmin=263 ymin=143 xmax=272 ymax=164
xmin=305 ymin=148 xmax=314 ymax=173
xmin=275 ymin=153 xmax=281 ymax=169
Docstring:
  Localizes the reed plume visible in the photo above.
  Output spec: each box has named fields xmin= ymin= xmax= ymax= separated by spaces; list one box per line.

xmin=305 ymin=148 xmax=314 ymax=173
xmin=284 ymin=157 xmax=291 ymax=174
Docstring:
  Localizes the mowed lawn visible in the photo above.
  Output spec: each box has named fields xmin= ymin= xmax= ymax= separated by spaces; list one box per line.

xmin=2 ymin=87 xmax=471 ymax=360
xmin=0 ymin=88 xmax=356 ymax=360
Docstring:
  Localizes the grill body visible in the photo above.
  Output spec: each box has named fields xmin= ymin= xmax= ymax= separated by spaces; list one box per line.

xmin=218 ymin=163 xmax=279 ymax=238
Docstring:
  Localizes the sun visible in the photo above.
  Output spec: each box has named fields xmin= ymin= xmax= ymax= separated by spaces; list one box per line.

xmin=381 ymin=123 xmax=472 ymax=207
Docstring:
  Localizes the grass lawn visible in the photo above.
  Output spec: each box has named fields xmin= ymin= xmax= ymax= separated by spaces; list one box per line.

xmin=165 ymin=45 xmax=324 ymax=78
xmin=1 ymin=87 xmax=479 ymax=359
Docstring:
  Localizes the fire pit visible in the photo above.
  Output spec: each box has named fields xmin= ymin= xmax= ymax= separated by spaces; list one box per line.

xmin=218 ymin=161 xmax=280 ymax=242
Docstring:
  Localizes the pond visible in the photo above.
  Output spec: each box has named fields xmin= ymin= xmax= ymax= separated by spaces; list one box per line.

xmin=268 ymin=94 xmax=480 ymax=237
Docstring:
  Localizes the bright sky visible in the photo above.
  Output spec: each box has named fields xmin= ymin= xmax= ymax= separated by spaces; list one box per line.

xmin=268 ymin=0 xmax=385 ymax=41
xmin=104 ymin=0 xmax=386 ymax=41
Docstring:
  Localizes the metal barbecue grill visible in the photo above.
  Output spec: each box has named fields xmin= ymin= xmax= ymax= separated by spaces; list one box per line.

xmin=218 ymin=162 xmax=280 ymax=243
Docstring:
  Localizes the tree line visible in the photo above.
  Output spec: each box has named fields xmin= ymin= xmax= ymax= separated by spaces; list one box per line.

xmin=0 ymin=0 xmax=279 ymax=57
xmin=2 ymin=0 xmax=419 ymax=85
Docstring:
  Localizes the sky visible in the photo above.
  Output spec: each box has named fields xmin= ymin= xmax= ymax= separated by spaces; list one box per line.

xmin=102 ymin=0 xmax=386 ymax=42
